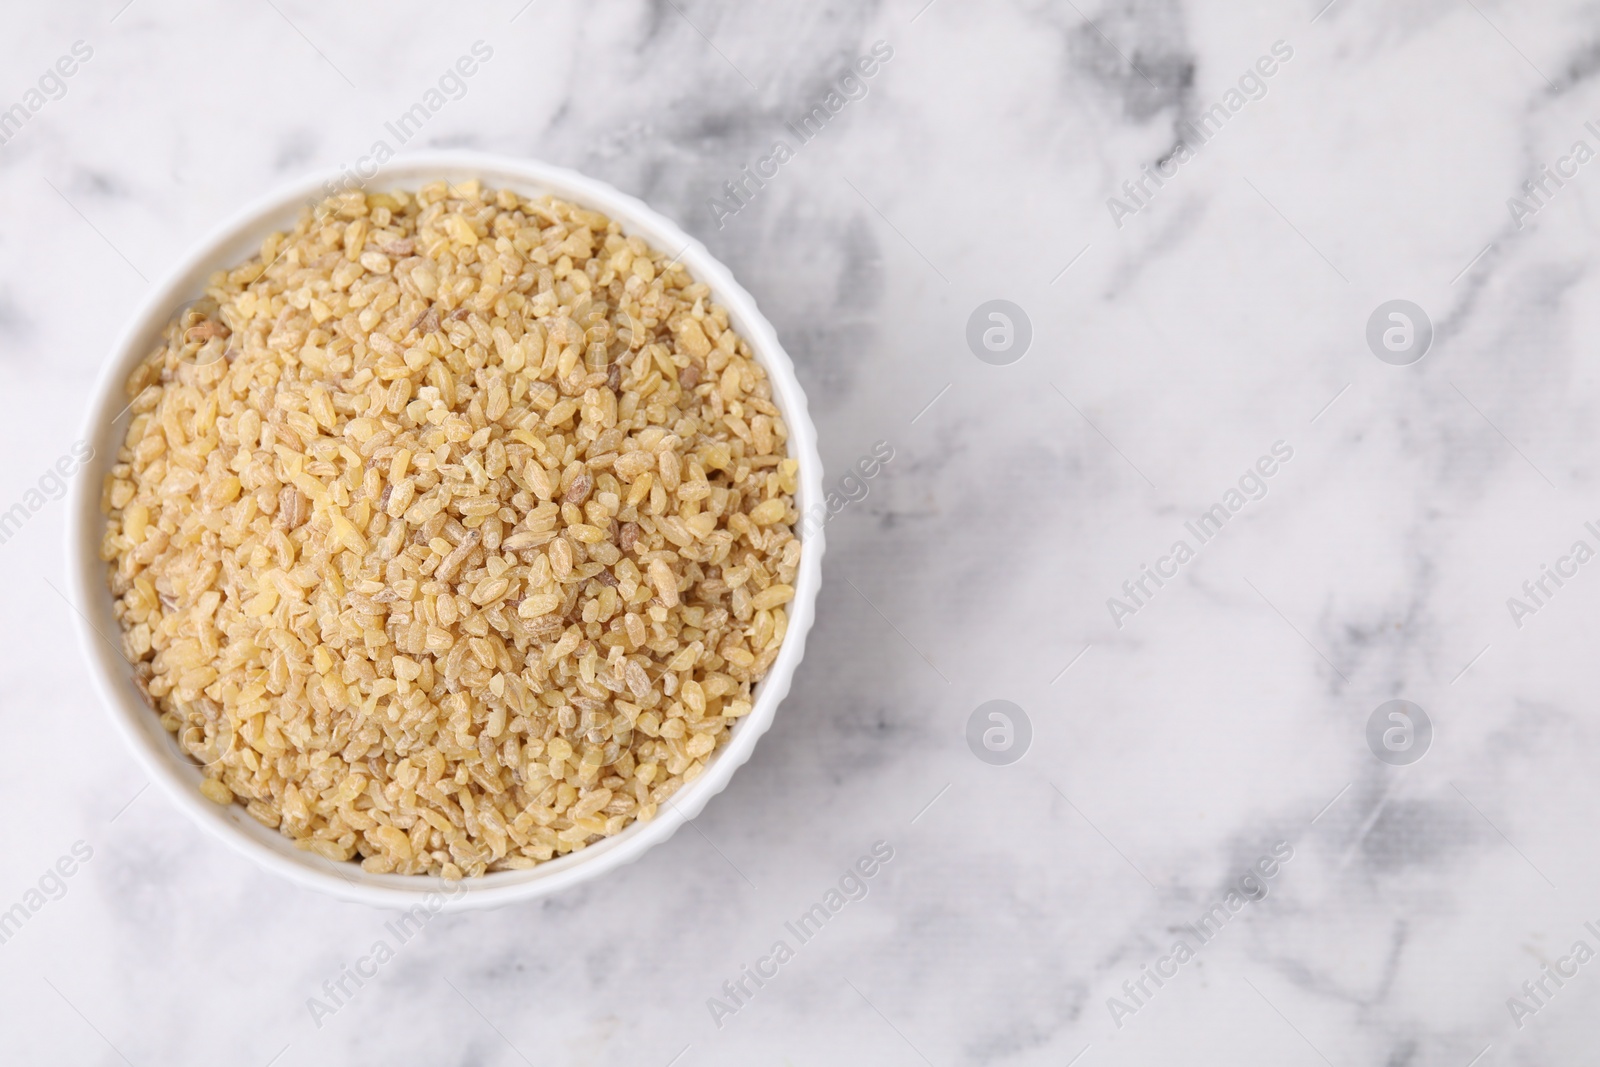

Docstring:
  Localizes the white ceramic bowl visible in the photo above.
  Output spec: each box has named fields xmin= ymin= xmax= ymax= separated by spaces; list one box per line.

xmin=67 ymin=152 xmax=823 ymax=910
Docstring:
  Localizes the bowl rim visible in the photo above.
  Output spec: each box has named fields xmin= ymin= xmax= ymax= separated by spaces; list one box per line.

xmin=66 ymin=150 xmax=824 ymax=910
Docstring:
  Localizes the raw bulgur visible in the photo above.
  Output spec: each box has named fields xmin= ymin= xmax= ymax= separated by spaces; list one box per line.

xmin=101 ymin=181 xmax=799 ymax=877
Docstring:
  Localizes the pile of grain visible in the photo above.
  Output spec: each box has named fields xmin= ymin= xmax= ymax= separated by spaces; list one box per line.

xmin=101 ymin=181 xmax=798 ymax=877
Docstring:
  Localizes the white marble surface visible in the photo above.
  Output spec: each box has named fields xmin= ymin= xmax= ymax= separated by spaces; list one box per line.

xmin=6 ymin=0 xmax=1600 ymax=1063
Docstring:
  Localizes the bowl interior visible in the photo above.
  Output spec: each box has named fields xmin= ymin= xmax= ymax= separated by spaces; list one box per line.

xmin=69 ymin=152 xmax=823 ymax=908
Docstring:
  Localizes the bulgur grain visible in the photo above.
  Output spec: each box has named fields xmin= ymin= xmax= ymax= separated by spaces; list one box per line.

xmin=101 ymin=182 xmax=799 ymax=877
